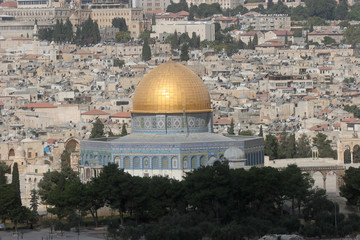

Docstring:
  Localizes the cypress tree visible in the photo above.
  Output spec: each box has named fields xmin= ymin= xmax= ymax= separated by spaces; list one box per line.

xmin=285 ymin=32 xmax=288 ymax=45
xmin=152 ymin=14 xmax=156 ymax=25
xmin=12 ymin=163 xmax=21 ymax=206
xmin=180 ymin=43 xmax=190 ymax=61
xmin=171 ymin=31 xmax=179 ymax=50
xmin=90 ymin=119 xmax=105 ymax=138
xmin=259 ymin=125 xmax=263 ymax=137
xmin=228 ymin=118 xmax=235 ymax=135
xmin=142 ymin=38 xmax=152 ymax=61
xmin=253 ymin=33 xmax=258 ymax=46
xmin=121 ymin=124 xmax=128 ymax=136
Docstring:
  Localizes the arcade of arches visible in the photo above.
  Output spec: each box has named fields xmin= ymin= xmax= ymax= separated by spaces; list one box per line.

xmin=337 ymin=138 xmax=360 ymax=164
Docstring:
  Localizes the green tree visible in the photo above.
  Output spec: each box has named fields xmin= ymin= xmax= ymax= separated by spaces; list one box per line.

xmin=296 ymin=134 xmax=312 ymax=158
xmin=259 ymin=125 xmax=263 ymax=137
xmin=115 ymin=31 xmax=131 ymax=43
xmin=38 ymin=165 xmax=79 ymax=221
xmin=121 ymin=123 xmax=128 ymax=136
xmin=142 ymin=38 xmax=152 ymax=61
xmin=180 ymin=43 xmax=190 ymax=61
xmin=96 ymin=163 xmax=132 ymax=225
xmin=312 ymin=133 xmax=336 ymax=158
xmin=228 ymin=118 xmax=235 ymax=135
xmin=64 ymin=18 xmax=73 ymax=42
xmin=305 ymin=0 xmax=337 ymax=19
xmin=12 ymin=163 xmax=21 ymax=206
xmin=90 ymin=119 xmax=105 ymax=139
xmin=335 ymin=0 xmax=349 ymax=20
xmin=265 ymin=134 xmax=280 ymax=160
xmin=285 ymin=32 xmax=288 ymax=45
xmin=238 ymin=130 xmax=253 ymax=136
xmin=349 ymin=4 xmax=360 ymax=20
xmin=0 ymin=162 xmax=10 ymax=185
xmin=112 ymin=18 xmax=128 ymax=31
xmin=323 ymin=36 xmax=336 ymax=45
xmin=0 ymin=184 xmax=17 ymax=225
xmin=291 ymin=5 xmax=309 ymax=20
xmin=307 ymin=16 xmax=328 ymax=30
xmin=171 ymin=31 xmax=179 ymax=50
xmin=340 ymin=167 xmax=360 ymax=206
xmin=344 ymin=24 xmax=360 ymax=48
xmin=167 ymin=0 xmax=188 ymax=12
xmin=113 ymin=58 xmax=125 ymax=68
xmin=253 ymin=33 xmax=258 ymax=46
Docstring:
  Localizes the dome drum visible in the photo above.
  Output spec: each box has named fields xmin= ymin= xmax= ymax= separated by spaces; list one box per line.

xmin=131 ymin=112 xmax=213 ymax=134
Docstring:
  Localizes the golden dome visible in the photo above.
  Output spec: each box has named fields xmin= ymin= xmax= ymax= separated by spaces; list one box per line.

xmin=132 ymin=62 xmax=212 ymax=114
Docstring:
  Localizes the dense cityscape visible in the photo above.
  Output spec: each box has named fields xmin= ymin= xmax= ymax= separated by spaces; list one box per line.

xmin=1 ymin=0 xmax=360 ymax=238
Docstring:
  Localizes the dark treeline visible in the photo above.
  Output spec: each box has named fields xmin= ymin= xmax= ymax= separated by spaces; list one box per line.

xmin=39 ymin=17 xmax=101 ymax=46
xmin=29 ymin=163 xmax=360 ymax=239
xmin=265 ymin=132 xmax=337 ymax=160
xmin=167 ymin=0 xmax=352 ymax=21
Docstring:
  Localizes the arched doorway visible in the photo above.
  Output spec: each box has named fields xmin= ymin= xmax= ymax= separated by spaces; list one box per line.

xmin=8 ymin=149 xmax=15 ymax=157
xmin=344 ymin=145 xmax=351 ymax=164
xmin=354 ymin=145 xmax=360 ymax=163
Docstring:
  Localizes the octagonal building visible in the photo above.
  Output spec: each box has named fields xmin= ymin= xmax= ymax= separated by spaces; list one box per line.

xmin=79 ymin=62 xmax=264 ymax=181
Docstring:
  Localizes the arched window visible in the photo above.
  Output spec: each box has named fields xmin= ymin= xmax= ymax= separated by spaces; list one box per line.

xmin=114 ymin=156 xmax=120 ymax=167
xmin=124 ymin=156 xmax=130 ymax=168
xmin=152 ymin=157 xmax=159 ymax=169
xmin=8 ymin=149 xmax=15 ymax=157
xmin=133 ymin=157 xmax=140 ymax=169
xmin=200 ymin=155 xmax=206 ymax=166
xmin=191 ymin=156 xmax=196 ymax=168
xmin=172 ymin=157 xmax=177 ymax=168
xmin=182 ymin=156 xmax=188 ymax=169
xmin=162 ymin=157 xmax=168 ymax=169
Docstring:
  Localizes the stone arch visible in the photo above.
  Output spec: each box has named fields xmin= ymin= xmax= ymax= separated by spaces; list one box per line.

xmin=133 ymin=157 xmax=140 ymax=169
xmin=353 ymin=145 xmax=360 ymax=163
xmin=344 ymin=145 xmax=351 ymax=164
xmin=182 ymin=156 xmax=188 ymax=169
xmin=208 ymin=155 xmax=217 ymax=166
xmin=152 ymin=157 xmax=159 ymax=169
xmin=162 ymin=156 xmax=168 ymax=169
xmin=200 ymin=155 xmax=207 ymax=166
xmin=191 ymin=156 xmax=196 ymax=168
xmin=114 ymin=156 xmax=120 ymax=167
xmin=124 ymin=156 xmax=130 ymax=168
xmin=8 ymin=149 xmax=15 ymax=157
xmin=171 ymin=157 xmax=178 ymax=168
xmin=64 ymin=137 xmax=80 ymax=152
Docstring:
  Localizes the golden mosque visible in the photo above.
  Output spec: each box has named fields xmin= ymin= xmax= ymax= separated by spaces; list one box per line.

xmin=79 ymin=62 xmax=264 ymax=180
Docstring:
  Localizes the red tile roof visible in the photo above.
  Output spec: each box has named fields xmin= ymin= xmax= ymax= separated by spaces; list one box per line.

xmin=0 ymin=100 xmax=4 ymax=106
xmin=111 ymin=112 xmax=131 ymax=118
xmin=0 ymin=1 xmax=17 ymax=7
xmin=46 ymin=138 xmax=57 ymax=144
xmin=81 ymin=109 xmax=109 ymax=115
xmin=318 ymin=67 xmax=332 ymax=70
xmin=177 ymin=10 xmax=189 ymax=16
xmin=21 ymin=103 xmax=57 ymax=108
xmin=309 ymin=124 xmax=332 ymax=131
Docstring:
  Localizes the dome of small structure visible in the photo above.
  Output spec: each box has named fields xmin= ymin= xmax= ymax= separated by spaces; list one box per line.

xmin=132 ymin=62 xmax=211 ymax=114
xmin=224 ymin=146 xmax=245 ymax=161
xmin=239 ymin=93 xmax=249 ymax=99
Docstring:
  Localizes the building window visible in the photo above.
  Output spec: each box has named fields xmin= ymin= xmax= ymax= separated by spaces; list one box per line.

xmin=162 ymin=157 xmax=168 ymax=168
xmin=182 ymin=156 xmax=188 ymax=169
xmin=152 ymin=157 xmax=159 ymax=169
xmin=124 ymin=156 xmax=130 ymax=168
xmin=191 ymin=156 xmax=196 ymax=168
xmin=172 ymin=157 xmax=177 ymax=168
xmin=133 ymin=157 xmax=140 ymax=169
